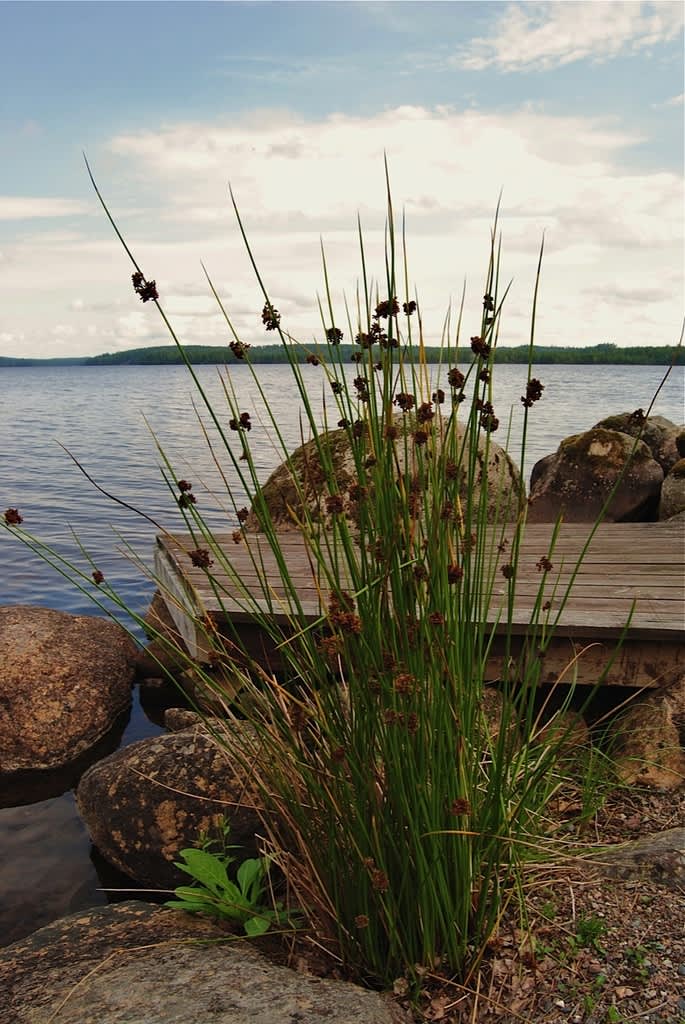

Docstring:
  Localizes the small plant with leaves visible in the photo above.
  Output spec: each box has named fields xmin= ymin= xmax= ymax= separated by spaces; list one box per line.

xmin=571 ymin=913 xmax=608 ymax=955
xmin=605 ymin=1005 xmax=624 ymax=1023
xmin=167 ymin=831 xmax=290 ymax=937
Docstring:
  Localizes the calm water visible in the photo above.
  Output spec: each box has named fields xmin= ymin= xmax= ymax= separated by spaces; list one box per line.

xmin=1 ymin=362 xmax=683 ymax=943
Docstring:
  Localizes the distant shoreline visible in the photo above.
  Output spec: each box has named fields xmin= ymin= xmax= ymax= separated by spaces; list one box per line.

xmin=1 ymin=342 xmax=682 ymax=367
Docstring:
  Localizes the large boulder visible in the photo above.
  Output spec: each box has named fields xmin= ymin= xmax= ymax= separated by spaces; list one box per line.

xmin=609 ymin=676 xmax=685 ymax=791
xmin=594 ymin=412 xmax=682 ymax=474
xmin=247 ymin=418 xmax=524 ymax=531
xmin=0 ymin=902 xmax=405 ymax=1024
xmin=76 ymin=722 xmax=262 ymax=888
xmin=659 ymin=457 xmax=685 ymax=521
xmin=0 ymin=607 xmax=135 ymax=798
xmin=528 ymin=428 xmax=663 ymax=523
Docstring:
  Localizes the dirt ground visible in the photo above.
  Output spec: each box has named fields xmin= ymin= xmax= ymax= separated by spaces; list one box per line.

xmin=394 ymin=785 xmax=685 ymax=1024
xmin=266 ymin=784 xmax=684 ymax=1024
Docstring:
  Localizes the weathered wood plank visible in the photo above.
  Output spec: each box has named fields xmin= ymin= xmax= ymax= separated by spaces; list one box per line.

xmin=154 ymin=522 xmax=685 ymax=686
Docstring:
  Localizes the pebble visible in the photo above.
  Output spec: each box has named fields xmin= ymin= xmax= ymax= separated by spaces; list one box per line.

xmin=677 ymin=964 xmax=685 ymax=977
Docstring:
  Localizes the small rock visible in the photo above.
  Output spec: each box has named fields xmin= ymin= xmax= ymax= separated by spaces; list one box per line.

xmin=659 ymin=457 xmax=685 ymax=520
xmin=163 ymin=707 xmax=205 ymax=732
xmin=588 ymin=827 xmax=685 ymax=890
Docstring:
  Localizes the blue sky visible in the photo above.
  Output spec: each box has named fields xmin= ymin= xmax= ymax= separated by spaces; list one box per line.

xmin=1 ymin=0 xmax=683 ymax=358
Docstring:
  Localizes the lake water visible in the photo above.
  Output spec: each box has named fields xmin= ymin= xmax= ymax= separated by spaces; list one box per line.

xmin=1 ymin=361 xmax=683 ymax=944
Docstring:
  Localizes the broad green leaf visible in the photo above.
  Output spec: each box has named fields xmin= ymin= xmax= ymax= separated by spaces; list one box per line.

xmin=237 ymin=857 xmax=266 ymax=901
xmin=165 ymin=898 xmax=215 ymax=914
xmin=174 ymin=849 xmax=231 ymax=895
xmin=244 ymin=915 xmax=272 ymax=937
xmin=171 ymin=886 xmax=217 ymax=906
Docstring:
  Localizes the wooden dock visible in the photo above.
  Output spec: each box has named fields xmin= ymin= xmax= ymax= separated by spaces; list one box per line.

xmin=155 ymin=522 xmax=684 ymax=688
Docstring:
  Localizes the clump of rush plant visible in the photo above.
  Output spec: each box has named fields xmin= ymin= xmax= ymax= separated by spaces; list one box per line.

xmin=2 ymin=161 xmax=637 ymax=994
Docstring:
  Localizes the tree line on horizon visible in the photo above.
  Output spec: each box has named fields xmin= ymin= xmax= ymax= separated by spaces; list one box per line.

xmin=1 ymin=341 xmax=683 ymax=367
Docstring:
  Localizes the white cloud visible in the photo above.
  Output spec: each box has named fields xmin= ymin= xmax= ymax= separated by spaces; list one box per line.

xmin=108 ymin=106 xmax=678 ymax=349
xmin=0 ymin=197 xmax=90 ymax=221
xmin=70 ymin=297 xmax=127 ymax=313
xmin=1 ymin=103 xmax=681 ymax=359
xmin=53 ymin=323 xmax=76 ymax=338
xmin=459 ymin=1 xmax=684 ymax=72
xmin=653 ymin=91 xmax=685 ymax=109
xmin=116 ymin=311 xmax=156 ymax=341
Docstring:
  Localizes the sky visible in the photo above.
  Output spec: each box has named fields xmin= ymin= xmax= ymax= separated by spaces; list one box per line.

xmin=0 ymin=0 xmax=683 ymax=360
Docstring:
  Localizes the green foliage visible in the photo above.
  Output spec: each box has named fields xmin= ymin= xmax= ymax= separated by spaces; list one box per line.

xmin=539 ymin=898 xmax=557 ymax=921
xmin=166 ymin=831 xmax=289 ymax=937
xmin=571 ymin=914 xmax=608 ymax=955
xmin=623 ymin=944 xmax=651 ymax=981
xmin=2 ymin=342 xmax=683 ymax=367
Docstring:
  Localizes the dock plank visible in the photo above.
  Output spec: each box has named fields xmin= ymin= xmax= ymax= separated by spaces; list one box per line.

xmin=154 ymin=522 xmax=684 ymax=686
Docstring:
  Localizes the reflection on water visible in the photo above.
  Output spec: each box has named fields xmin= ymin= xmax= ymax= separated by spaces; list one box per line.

xmin=0 ymin=362 xmax=683 ymax=945
xmin=0 ymin=689 xmax=165 ymax=946
xmin=0 ymin=792 xmax=100 ymax=946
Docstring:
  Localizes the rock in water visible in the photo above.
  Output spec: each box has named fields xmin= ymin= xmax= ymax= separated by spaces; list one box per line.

xmin=247 ymin=418 xmax=524 ymax=532
xmin=659 ymin=457 xmax=685 ymax=521
xmin=76 ymin=722 xmax=262 ymax=888
xmin=528 ymin=428 xmax=663 ymax=522
xmin=0 ymin=606 xmax=135 ymax=791
xmin=594 ymin=412 xmax=682 ymax=474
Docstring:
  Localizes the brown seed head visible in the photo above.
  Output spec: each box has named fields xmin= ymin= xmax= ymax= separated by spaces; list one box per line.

xmin=449 ymin=797 xmax=471 ymax=816
xmin=447 ymin=563 xmax=464 ymax=584
xmin=229 ymin=340 xmax=250 ymax=360
xmin=521 ymin=378 xmax=545 ymax=408
xmin=189 ymin=548 xmax=213 ymax=569
xmin=470 ymin=335 xmax=491 ymax=358
xmin=261 ymin=303 xmax=281 ymax=331
xmin=374 ymin=297 xmax=399 ymax=319
xmin=325 ymin=493 xmax=345 ymax=515
xmin=393 ymin=392 xmax=415 ymax=412
xmin=447 ymin=367 xmax=465 ymax=389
